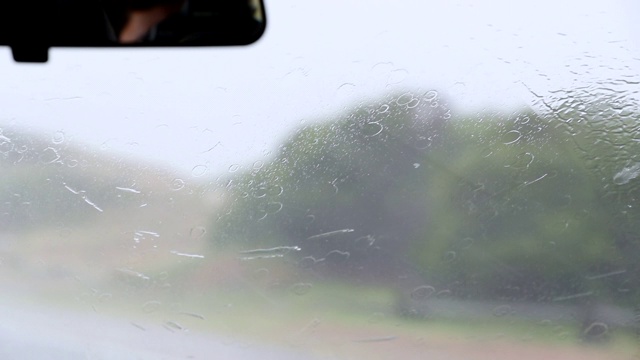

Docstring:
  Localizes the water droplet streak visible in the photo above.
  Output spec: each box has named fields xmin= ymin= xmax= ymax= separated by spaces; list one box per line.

xmin=522 ymin=173 xmax=548 ymax=187
xmin=306 ymin=229 xmax=355 ymax=240
xmin=239 ymin=246 xmax=301 ymax=260
xmin=63 ymin=183 xmax=82 ymax=195
xmin=131 ymin=322 xmax=146 ymax=331
xmin=116 ymin=186 xmax=141 ymax=194
xmin=63 ymin=183 xmax=104 ymax=212
xmin=170 ymin=251 xmax=205 ymax=259
xmin=613 ymin=163 xmax=640 ymax=185
xmin=353 ymin=336 xmax=397 ymax=343
xmin=179 ymin=312 xmax=205 ymax=320
xmin=116 ymin=268 xmax=150 ymax=280
xmin=164 ymin=321 xmax=185 ymax=331
xmin=552 ymin=291 xmax=593 ymax=302
xmin=585 ymin=269 xmax=626 ymax=280
xmin=135 ymin=230 xmax=160 ymax=238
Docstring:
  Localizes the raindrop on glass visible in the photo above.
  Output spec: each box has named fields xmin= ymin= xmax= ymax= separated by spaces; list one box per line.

xmin=396 ymin=93 xmax=414 ymax=106
xmin=298 ymin=256 xmax=319 ymax=269
xmin=377 ymin=104 xmax=390 ymax=114
xmin=265 ymin=202 xmax=283 ymax=214
xmin=67 ymin=159 xmax=78 ymax=168
xmin=502 ymin=130 xmax=522 ymax=145
xmin=253 ymin=160 xmax=264 ymax=170
xmin=457 ymin=237 xmax=474 ymax=249
xmin=388 ymin=69 xmax=408 ymax=84
xmin=39 ymin=147 xmax=60 ymax=164
xmin=253 ymin=187 xmax=268 ymax=198
xmin=354 ymin=235 xmax=375 ymax=249
xmin=0 ymin=136 xmax=12 ymax=153
xmin=443 ymin=251 xmax=457 ymax=263
xmin=423 ymin=90 xmax=438 ymax=101
xmin=52 ymin=130 xmax=65 ymax=144
xmin=191 ymin=165 xmax=207 ymax=177
xmin=492 ymin=305 xmax=512 ymax=317
xmin=410 ymin=285 xmax=435 ymax=301
xmin=170 ymin=178 xmax=185 ymax=191
xmin=406 ymin=98 xmax=420 ymax=108
xmin=142 ymin=300 xmax=162 ymax=313
xmin=290 ymin=282 xmax=313 ymax=296
xmin=363 ymin=122 xmax=383 ymax=137
xmin=583 ymin=322 xmax=609 ymax=338
xmin=190 ymin=226 xmax=206 ymax=239
xmin=613 ymin=163 xmax=640 ymax=185
xmin=367 ymin=312 xmax=385 ymax=324
xmin=325 ymin=250 xmax=350 ymax=264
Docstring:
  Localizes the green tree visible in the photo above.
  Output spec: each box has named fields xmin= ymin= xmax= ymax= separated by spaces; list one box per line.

xmin=214 ymin=89 xmax=639 ymax=309
xmin=215 ymin=91 xmax=450 ymax=279
xmin=410 ymin=110 xmax=623 ymax=303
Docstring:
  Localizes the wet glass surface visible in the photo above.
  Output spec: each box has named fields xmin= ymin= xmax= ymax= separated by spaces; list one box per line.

xmin=1 ymin=1 xmax=640 ymax=359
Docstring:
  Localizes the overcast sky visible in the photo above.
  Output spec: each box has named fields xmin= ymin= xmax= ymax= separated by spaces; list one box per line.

xmin=1 ymin=0 xmax=639 ymax=177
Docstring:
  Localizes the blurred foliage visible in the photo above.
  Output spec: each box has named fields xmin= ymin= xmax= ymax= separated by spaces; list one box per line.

xmin=215 ymin=88 xmax=640 ymax=307
xmin=0 ymin=127 xmax=172 ymax=230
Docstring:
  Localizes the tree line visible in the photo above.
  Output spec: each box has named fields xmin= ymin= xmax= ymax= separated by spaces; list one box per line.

xmin=214 ymin=89 xmax=640 ymax=308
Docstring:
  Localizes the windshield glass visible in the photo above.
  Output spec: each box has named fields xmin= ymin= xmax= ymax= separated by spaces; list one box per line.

xmin=1 ymin=1 xmax=640 ymax=359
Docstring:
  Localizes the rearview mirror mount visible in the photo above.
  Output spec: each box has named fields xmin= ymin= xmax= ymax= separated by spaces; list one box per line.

xmin=2 ymin=0 xmax=266 ymax=63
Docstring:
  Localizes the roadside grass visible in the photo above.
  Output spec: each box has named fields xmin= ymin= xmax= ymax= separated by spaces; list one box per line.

xmin=107 ymin=277 xmax=639 ymax=359
xmin=2 ymin=215 xmax=637 ymax=359
xmin=39 ymin=269 xmax=637 ymax=355
xmin=4 ymin=255 xmax=637 ymax=360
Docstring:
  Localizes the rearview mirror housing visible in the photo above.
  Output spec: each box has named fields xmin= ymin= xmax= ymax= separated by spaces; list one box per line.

xmin=1 ymin=0 xmax=266 ymax=63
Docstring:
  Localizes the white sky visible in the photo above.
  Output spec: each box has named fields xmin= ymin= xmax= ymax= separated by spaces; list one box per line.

xmin=1 ymin=0 xmax=639 ymax=177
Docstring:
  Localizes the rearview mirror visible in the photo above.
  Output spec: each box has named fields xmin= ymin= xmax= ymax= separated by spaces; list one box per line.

xmin=1 ymin=0 xmax=266 ymax=63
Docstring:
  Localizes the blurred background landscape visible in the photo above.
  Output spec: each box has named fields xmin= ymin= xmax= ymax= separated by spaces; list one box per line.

xmin=2 ymin=0 xmax=640 ymax=358
xmin=1 ymin=87 xmax=640 ymax=359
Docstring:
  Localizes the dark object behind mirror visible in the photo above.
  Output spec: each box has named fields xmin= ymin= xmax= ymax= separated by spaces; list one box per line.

xmin=1 ymin=0 xmax=266 ymax=63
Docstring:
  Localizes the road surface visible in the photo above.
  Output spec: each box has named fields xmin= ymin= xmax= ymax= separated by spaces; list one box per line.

xmin=0 ymin=299 xmax=313 ymax=360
